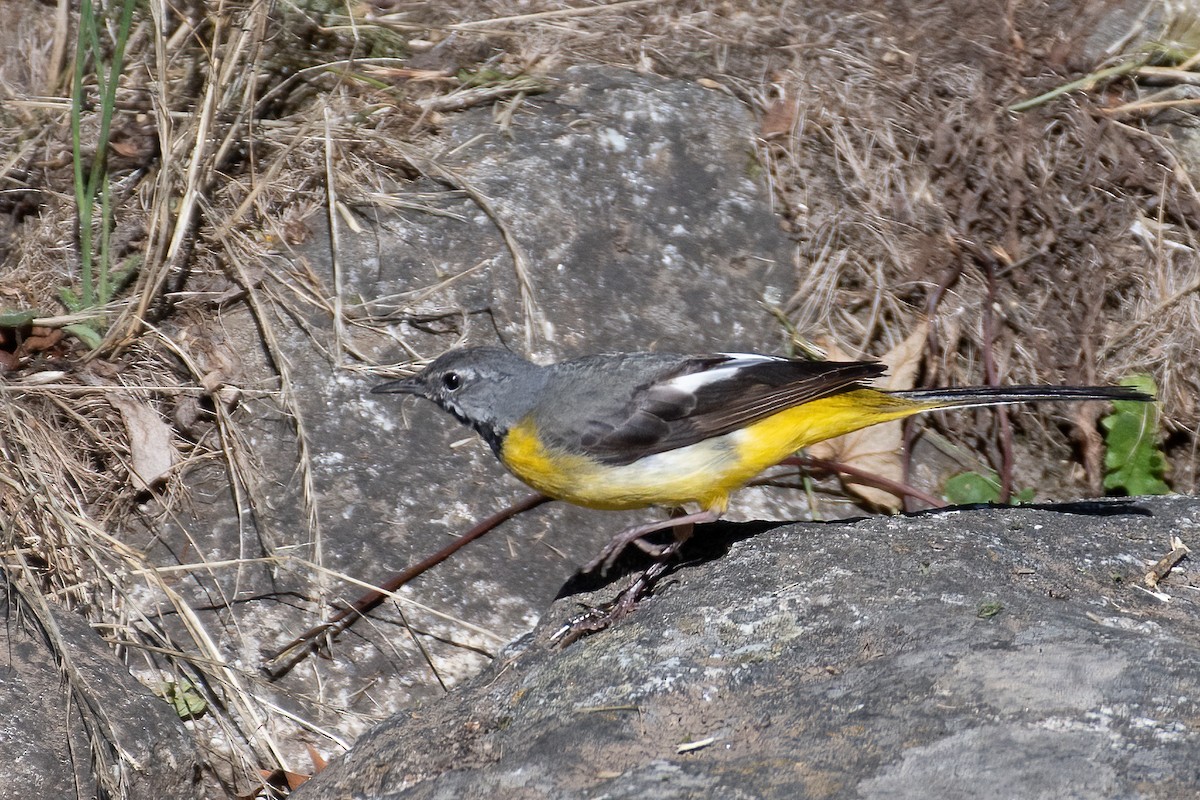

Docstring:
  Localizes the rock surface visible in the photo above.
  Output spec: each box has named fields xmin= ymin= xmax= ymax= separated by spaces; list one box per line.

xmin=134 ymin=64 xmax=801 ymax=757
xmin=0 ymin=583 xmax=202 ymax=800
xmin=294 ymin=496 xmax=1200 ymax=799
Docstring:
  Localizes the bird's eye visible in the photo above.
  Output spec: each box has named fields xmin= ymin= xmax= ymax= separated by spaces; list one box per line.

xmin=442 ymin=372 xmax=462 ymax=391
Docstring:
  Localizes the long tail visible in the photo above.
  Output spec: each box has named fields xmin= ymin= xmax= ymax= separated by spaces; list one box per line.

xmin=889 ymin=384 xmax=1154 ymax=410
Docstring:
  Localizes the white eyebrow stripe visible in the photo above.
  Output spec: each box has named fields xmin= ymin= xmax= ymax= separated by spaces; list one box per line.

xmin=664 ymin=354 xmax=785 ymax=393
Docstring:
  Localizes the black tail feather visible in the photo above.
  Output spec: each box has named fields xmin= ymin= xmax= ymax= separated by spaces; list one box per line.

xmin=890 ymin=384 xmax=1153 ymax=409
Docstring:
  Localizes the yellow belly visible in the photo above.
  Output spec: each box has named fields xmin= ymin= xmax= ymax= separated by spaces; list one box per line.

xmin=498 ymin=389 xmax=926 ymax=512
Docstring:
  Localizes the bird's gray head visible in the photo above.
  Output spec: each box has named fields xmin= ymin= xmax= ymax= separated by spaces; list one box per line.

xmin=372 ymin=347 xmax=548 ymax=453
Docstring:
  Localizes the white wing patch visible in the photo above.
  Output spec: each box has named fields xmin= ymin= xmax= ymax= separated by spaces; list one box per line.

xmin=664 ymin=353 xmax=788 ymax=394
xmin=717 ymin=352 xmax=789 ymax=361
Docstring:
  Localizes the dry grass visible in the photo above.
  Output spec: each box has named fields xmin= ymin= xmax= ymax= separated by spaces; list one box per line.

xmin=0 ymin=1 xmax=459 ymax=793
xmin=752 ymin=5 xmax=1200 ymax=493
xmin=0 ymin=0 xmax=1198 ymax=796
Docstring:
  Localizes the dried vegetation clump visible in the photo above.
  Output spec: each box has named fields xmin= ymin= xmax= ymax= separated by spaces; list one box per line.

xmin=0 ymin=0 xmax=551 ymax=792
xmin=755 ymin=5 xmax=1200 ymax=493
xmin=0 ymin=0 xmax=1197 ymax=795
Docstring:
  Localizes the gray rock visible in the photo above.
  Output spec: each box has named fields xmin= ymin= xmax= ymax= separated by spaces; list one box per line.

xmin=133 ymin=64 xmax=800 ymax=757
xmin=294 ymin=496 xmax=1200 ymax=799
xmin=0 ymin=583 xmax=202 ymax=800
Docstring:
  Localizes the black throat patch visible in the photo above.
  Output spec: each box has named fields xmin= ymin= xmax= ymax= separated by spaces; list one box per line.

xmin=444 ymin=404 xmax=505 ymax=457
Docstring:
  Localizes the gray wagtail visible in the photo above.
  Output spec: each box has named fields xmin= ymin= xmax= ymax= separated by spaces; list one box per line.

xmin=372 ymin=347 xmax=1152 ymax=581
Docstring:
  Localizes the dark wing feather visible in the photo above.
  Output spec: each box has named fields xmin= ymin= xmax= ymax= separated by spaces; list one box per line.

xmin=578 ymin=357 xmax=885 ymax=466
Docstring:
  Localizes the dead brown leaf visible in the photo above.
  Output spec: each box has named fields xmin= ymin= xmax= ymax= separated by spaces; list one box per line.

xmin=17 ymin=326 xmax=64 ymax=356
xmin=110 ymin=395 xmax=177 ymax=491
xmin=760 ymin=98 xmax=797 ymax=139
xmin=808 ymin=321 xmax=929 ymax=511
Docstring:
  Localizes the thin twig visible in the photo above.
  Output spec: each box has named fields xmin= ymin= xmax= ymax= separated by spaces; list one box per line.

xmin=323 ymin=105 xmax=346 ymax=364
xmin=396 ymin=603 xmax=449 ymax=693
xmin=783 ymin=455 xmax=948 ymax=510
xmin=981 ymin=257 xmax=1014 ymax=503
xmin=1145 ymin=536 xmax=1190 ymax=588
xmin=1007 ymin=57 xmax=1147 ymax=112
xmin=262 ymin=493 xmax=552 ymax=680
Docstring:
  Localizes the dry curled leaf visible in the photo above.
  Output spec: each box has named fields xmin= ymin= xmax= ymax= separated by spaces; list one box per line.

xmin=18 ymin=326 xmax=64 ymax=356
xmin=760 ymin=97 xmax=797 ymax=138
xmin=111 ymin=396 xmax=177 ymax=491
xmin=808 ymin=322 xmax=929 ymax=511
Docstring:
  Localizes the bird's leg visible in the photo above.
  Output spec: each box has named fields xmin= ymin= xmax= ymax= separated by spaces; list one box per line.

xmin=582 ymin=507 xmax=719 ymax=575
xmin=552 ymin=509 xmax=717 ymax=645
xmin=627 ymin=507 xmax=691 ymax=557
xmin=553 ymin=530 xmax=692 ymax=646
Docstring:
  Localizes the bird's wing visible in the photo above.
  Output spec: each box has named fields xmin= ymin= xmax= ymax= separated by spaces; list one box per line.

xmin=551 ymin=354 xmax=885 ymax=466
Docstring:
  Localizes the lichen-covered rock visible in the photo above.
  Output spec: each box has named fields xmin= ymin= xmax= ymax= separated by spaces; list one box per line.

xmin=295 ymin=496 xmax=1200 ymax=799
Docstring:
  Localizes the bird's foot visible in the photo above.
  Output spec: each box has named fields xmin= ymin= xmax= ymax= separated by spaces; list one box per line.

xmin=552 ymin=544 xmax=681 ymax=646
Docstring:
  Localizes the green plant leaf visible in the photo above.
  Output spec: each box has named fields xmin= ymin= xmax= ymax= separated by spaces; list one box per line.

xmin=943 ymin=471 xmax=1034 ymax=505
xmin=456 ymin=67 xmax=509 ymax=87
xmin=1101 ymin=375 xmax=1170 ymax=496
xmin=0 ymin=310 xmax=35 ymax=327
xmin=977 ymin=600 xmax=1004 ymax=619
xmin=60 ymin=287 xmax=84 ymax=313
xmin=944 ymin=471 xmax=1001 ymax=504
xmin=63 ymin=322 xmax=103 ymax=349
xmin=159 ymin=678 xmax=208 ymax=720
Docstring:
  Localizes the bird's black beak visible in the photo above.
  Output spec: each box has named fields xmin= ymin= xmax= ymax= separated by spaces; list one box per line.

xmin=371 ymin=376 xmax=424 ymax=395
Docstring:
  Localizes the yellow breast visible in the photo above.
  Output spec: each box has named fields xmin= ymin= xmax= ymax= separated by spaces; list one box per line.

xmin=500 ymin=419 xmax=740 ymax=511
